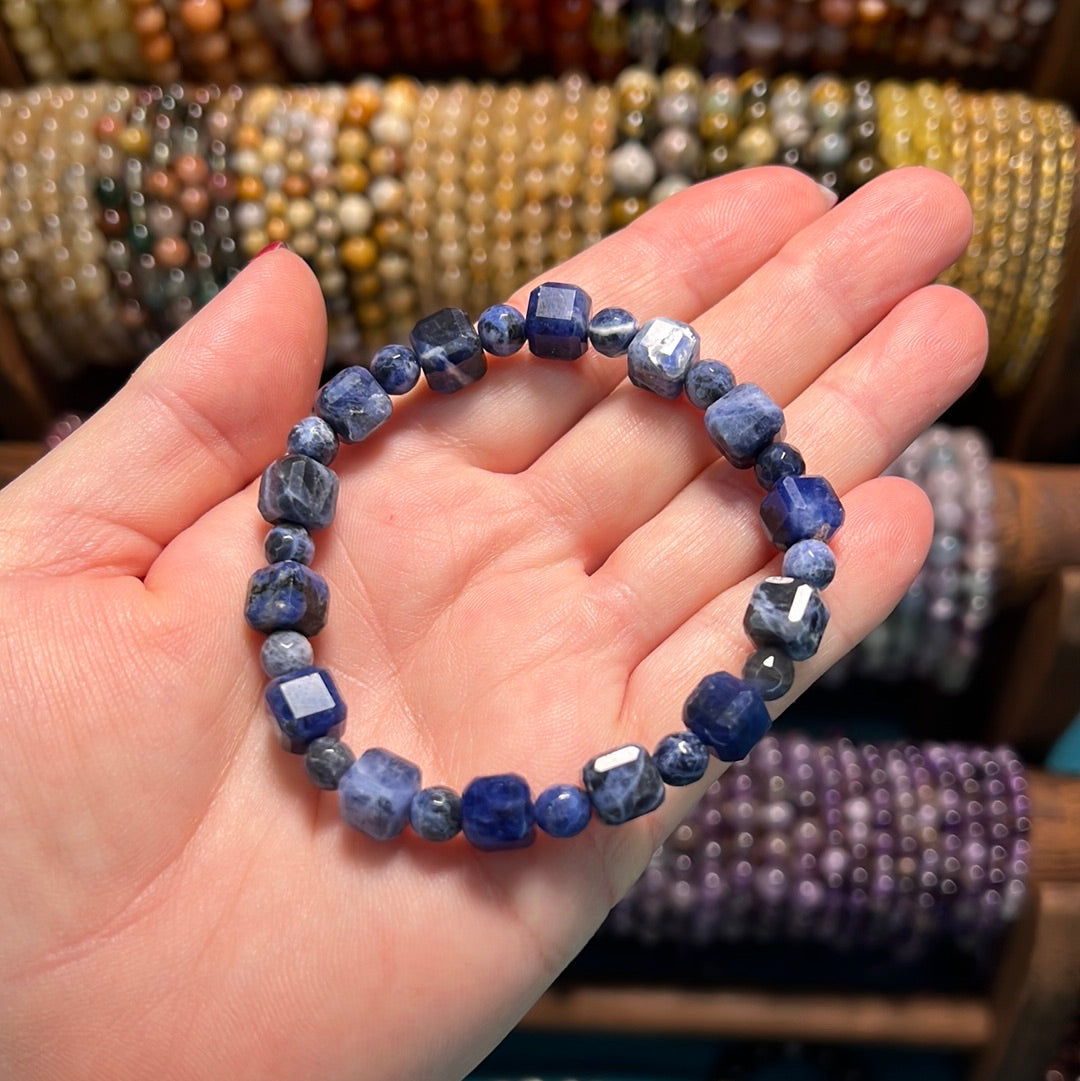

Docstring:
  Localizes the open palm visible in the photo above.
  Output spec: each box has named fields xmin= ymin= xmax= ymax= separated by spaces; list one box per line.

xmin=0 ymin=167 xmax=985 ymax=1081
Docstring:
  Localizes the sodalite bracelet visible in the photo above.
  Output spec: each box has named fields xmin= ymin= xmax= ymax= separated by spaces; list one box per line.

xmin=244 ymin=281 xmax=845 ymax=851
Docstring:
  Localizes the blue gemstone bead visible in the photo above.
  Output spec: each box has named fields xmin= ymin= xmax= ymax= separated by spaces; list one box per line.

xmin=371 ymin=343 xmax=421 ymax=395
xmin=755 ymin=441 xmax=805 ymax=490
xmin=264 ymin=523 xmax=314 ymax=565
xmin=265 ymin=665 xmax=346 ymax=753
xmin=245 ymin=560 xmax=329 ymax=636
xmin=653 ymin=731 xmax=710 ymax=786
xmin=461 ymin=773 xmax=536 ymax=850
xmin=477 ymin=303 xmax=527 ymax=356
xmin=286 ymin=415 xmax=339 ymax=465
xmin=258 ymin=454 xmax=338 ymax=531
xmin=409 ymin=786 xmax=463 ymax=842
xmin=783 ymin=538 xmax=837 ymax=588
xmin=744 ymin=576 xmax=829 ymax=661
xmin=684 ymin=359 xmax=735 ymax=409
xmin=316 ymin=366 xmax=393 ymax=444
xmin=534 ymin=784 xmax=592 ymax=838
xmin=760 ymin=474 xmax=845 ymax=549
xmin=260 ymin=629 xmax=314 ymax=677
xmin=525 ymin=282 xmax=592 ymax=360
xmin=704 ymin=383 xmax=785 ymax=469
xmin=683 ymin=672 xmax=771 ymax=762
xmin=410 ymin=307 xmax=487 ymax=393
xmin=582 ymin=744 xmax=665 ymax=825
xmin=741 ymin=647 xmax=795 ymax=701
xmin=588 ymin=306 xmax=638 ymax=357
xmin=339 ymin=747 xmax=421 ymax=840
xmin=627 ymin=316 xmax=701 ymax=399
xmin=304 ymin=736 xmax=355 ymax=790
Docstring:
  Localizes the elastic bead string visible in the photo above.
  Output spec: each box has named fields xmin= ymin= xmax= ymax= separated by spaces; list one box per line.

xmin=244 ymin=281 xmax=845 ymax=852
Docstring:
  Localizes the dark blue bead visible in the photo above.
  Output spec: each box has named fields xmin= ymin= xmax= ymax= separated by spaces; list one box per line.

xmin=704 ymin=383 xmax=785 ymax=469
xmin=339 ymin=747 xmax=421 ymax=840
xmin=744 ymin=576 xmax=829 ymax=661
xmin=410 ymin=307 xmax=487 ymax=393
xmin=286 ymin=415 xmax=339 ymax=465
xmin=258 ymin=454 xmax=338 ymax=531
xmin=684 ymin=359 xmax=735 ymax=409
xmin=525 ymin=282 xmax=592 ymax=360
xmin=265 ymin=666 xmax=346 ymax=753
xmin=260 ymin=629 xmax=313 ymax=677
xmin=371 ymin=343 xmax=421 ymax=395
xmin=534 ymin=784 xmax=592 ymax=838
xmin=477 ymin=303 xmax=527 ymax=356
xmin=741 ymin=647 xmax=795 ymax=701
xmin=588 ymin=306 xmax=638 ymax=357
xmin=627 ymin=317 xmax=701 ymax=399
xmin=461 ymin=774 xmax=536 ymax=850
xmin=683 ymin=672 xmax=771 ymax=762
xmin=245 ymin=560 xmax=329 ymax=636
xmin=264 ymin=523 xmax=314 ymax=565
xmin=755 ymin=441 xmax=805 ymax=490
xmin=653 ymin=732 xmax=710 ymax=786
xmin=316 ymin=366 xmax=393 ymax=444
xmin=583 ymin=744 xmax=665 ymax=825
xmin=782 ymin=538 xmax=836 ymax=588
xmin=760 ymin=474 xmax=845 ymax=549
xmin=409 ymin=786 xmax=463 ymax=842
xmin=304 ymin=736 xmax=355 ymax=790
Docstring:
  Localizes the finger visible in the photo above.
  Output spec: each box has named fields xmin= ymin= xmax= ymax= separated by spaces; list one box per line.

xmin=0 ymin=249 xmax=327 ymax=578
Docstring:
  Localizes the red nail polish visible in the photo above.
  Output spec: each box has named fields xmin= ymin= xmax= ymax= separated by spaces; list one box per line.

xmin=255 ymin=240 xmax=287 ymax=258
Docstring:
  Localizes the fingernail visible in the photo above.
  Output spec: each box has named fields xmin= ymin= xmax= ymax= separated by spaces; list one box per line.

xmin=255 ymin=240 xmax=287 ymax=258
xmin=815 ymin=183 xmax=839 ymax=209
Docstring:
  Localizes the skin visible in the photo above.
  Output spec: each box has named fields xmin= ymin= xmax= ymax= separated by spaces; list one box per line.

xmin=0 ymin=167 xmax=986 ymax=1081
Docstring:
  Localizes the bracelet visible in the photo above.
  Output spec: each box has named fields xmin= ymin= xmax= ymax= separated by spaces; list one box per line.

xmin=244 ymin=281 xmax=845 ymax=850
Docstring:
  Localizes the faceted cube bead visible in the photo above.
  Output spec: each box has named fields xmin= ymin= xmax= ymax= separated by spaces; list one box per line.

xmin=304 ymin=736 xmax=355 ymax=790
xmin=265 ymin=666 xmax=346 ymax=753
xmin=588 ymin=306 xmax=638 ymax=357
xmin=653 ymin=731 xmax=710 ymax=786
xmin=627 ymin=316 xmax=701 ymax=399
xmin=534 ymin=784 xmax=592 ymax=838
xmin=410 ymin=307 xmax=487 ymax=393
xmin=477 ymin=303 xmax=526 ymax=356
xmin=339 ymin=747 xmax=421 ymax=840
xmin=744 ymin=576 xmax=829 ymax=661
xmin=264 ymin=523 xmax=314 ymax=566
xmin=755 ymin=441 xmax=805 ymax=490
xmin=683 ymin=671 xmax=771 ymax=762
xmin=260 ymin=629 xmax=314 ymax=677
xmin=258 ymin=454 xmax=338 ymax=531
xmin=286 ymin=415 xmax=339 ymax=465
xmin=760 ymin=475 xmax=845 ymax=549
xmin=409 ymin=786 xmax=463 ymax=842
xmin=371 ymin=343 xmax=420 ymax=395
xmin=462 ymin=774 xmax=536 ymax=850
xmin=704 ymin=383 xmax=784 ymax=468
xmin=583 ymin=744 xmax=665 ymax=825
xmin=782 ymin=538 xmax=836 ymax=588
xmin=741 ymin=647 xmax=795 ymax=701
xmin=684 ymin=358 xmax=735 ymax=409
xmin=245 ymin=560 xmax=329 ymax=636
xmin=525 ymin=282 xmax=592 ymax=360
xmin=316 ymin=366 xmax=393 ymax=444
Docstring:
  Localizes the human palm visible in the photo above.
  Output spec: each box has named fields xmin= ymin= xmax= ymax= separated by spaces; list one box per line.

xmin=0 ymin=167 xmax=985 ymax=1081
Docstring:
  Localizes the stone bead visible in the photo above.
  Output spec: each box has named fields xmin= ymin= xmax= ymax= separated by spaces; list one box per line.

xmin=684 ymin=359 xmax=735 ymax=409
xmin=264 ymin=523 xmax=314 ymax=565
xmin=760 ymin=475 xmax=845 ymax=549
xmin=588 ymin=307 xmax=638 ymax=357
xmin=265 ymin=665 xmax=346 ymax=753
xmin=744 ymin=576 xmax=829 ymax=661
xmin=370 ymin=343 xmax=420 ymax=395
xmin=583 ymin=744 xmax=665 ymax=825
xmin=339 ymin=747 xmax=421 ymax=840
xmin=258 ymin=454 xmax=339 ymax=531
xmin=534 ymin=784 xmax=592 ymax=838
xmin=315 ymin=366 xmax=393 ymax=444
xmin=410 ymin=306 xmax=487 ymax=393
xmin=260 ymin=629 xmax=314 ymax=677
xmin=461 ymin=773 xmax=536 ymax=850
xmin=741 ymin=647 xmax=796 ymax=701
xmin=654 ymin=731 xmax=710 ymax=786
xmin=477 ymin=303 xmax=526 ymax=356
xmin=627 ymin=316 xmax=701 ymax=399
xmin=304 ymin=735 xmax=355 ymax=790
xmin=683 ymin=671 xmax=771 ymax=762
xmin=783 ymin=538 xmax=837 ymax=588
xmin=409 ymin=785 xmax=463 ymax=842
xmin=704 ymin=383 xmax=784 ymax=468
xmin=755 ymin=441 xmax=805 ymax=490
xmin=286 ymin=415 xmax=339 ymax=465
xmin=245 ymin=560 xmax=329 ymax=636
xmin=609 ymin=139 xmax=657 ymax=196
xmin=525 ymin=281 xmax=592 ymax=360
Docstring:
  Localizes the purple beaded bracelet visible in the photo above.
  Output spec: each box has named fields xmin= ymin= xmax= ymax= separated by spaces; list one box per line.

xmin=243 ymin=282 xmax=845 ymax=851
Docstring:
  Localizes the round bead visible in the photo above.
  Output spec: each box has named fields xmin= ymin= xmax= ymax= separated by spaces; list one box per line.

xmin=260 ymin=629 xmax=314 ymax=677
xmin=588 ymin=307 xmax=638 ymax=357
xmin=477 ymin=304 xmax=527 ymax=357
xmin=654 ymin=732 xmax=710 ymax=786
xmin=685 ymin=359 xmax=735 ymax=409
xmin=409 ymin=786 xmax=464 ymax=842
xmin=286 ymin=416 xmax=339 ymax=465
xmin=264 ymin=523 xmax=315 ymax=565
xmin=782 ymin=539 xmax=837 ymax=589
xmin=742 ymin=648 xmax=796 ymax=701
xmin=755 ymin=441 xmax=806 ymax=490
xmin=304 ymin=736 xmax=356 ymax=790
xmin=371 ymin=343 xmax=421 ymax=395
xmin=534 ymin=784 xmax=592 ymax=838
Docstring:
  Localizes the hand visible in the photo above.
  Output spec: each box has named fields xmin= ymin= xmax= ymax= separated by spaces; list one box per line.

xmin=0 ymin=166 xmax=985 ymax=1081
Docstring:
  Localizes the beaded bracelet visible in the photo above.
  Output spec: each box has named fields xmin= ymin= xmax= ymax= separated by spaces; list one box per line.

xmin=244 ymin=281 xmax=844 ymax=851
